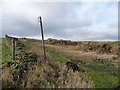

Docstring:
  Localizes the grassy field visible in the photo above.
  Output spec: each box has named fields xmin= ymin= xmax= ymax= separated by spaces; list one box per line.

xmin=1 ymin=38 xmax=119 ymax=88
xmin=2 ymin=38 xmax=12 ymax=63
xmin=0 ymin=38 xmax=2 ymax=55
xmin=2 ymin=38 xmax=93 ymax=88
xmin=46 ymin=47 xmax=118 ymax=88
xmin=0 ymin=38 xmax=2 ymax=68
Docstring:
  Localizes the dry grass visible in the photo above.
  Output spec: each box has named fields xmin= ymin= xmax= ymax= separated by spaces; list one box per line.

xmin=46 ymin=44 xmax=118 ymax=63
xmin=24 ymin=40 xmax=43 ymax=57
xmin=26 ymin=60 xmax=93 ymax=88
xmin=2 ymin=59 xmax=93 ymax=88
xmin=2 ymin=68 xmax=13 ymax=88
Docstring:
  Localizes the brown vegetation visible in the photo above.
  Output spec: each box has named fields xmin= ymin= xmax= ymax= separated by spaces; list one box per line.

xmin=46 ymin=42 xmax=118 ymax=65
xmin=2 ymin=37 xmax=118 ymax=88
xmin=2 ymin=60 xmax=93 ymax=88
xmin=26 ymin=60 xmax=93 ymax=88
xmin=2 ymin=69 xmax=13 ymax=88
xmin=46 ymin=38 xmax=118 ymax=55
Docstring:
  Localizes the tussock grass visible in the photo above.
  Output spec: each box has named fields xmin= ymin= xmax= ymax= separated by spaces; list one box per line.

xmin=26 ymin=60 xmax=93 ymax=88
xmin=2 ymin=68 xmax=13 ymax=88
xmin=2 ymin=60 xmax=93 ymax=88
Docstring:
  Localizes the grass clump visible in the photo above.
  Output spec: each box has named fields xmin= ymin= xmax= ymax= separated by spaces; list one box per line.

xmin=2 ymin=60 xmax=93 ymax=88
xmin=26 ymin=60 xmax=93 ymax=88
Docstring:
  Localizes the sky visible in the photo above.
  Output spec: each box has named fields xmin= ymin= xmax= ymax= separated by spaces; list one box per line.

xmin=1 ymin=0 xmax=118 ymax=41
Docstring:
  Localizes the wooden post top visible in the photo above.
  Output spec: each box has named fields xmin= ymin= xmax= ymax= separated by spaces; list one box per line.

xmin=38 ymin=16 xmax=42 ymax=22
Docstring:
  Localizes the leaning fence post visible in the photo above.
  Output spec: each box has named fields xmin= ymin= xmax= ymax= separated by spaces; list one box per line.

xmin=38 ymin=16 xmax=47 ymax=62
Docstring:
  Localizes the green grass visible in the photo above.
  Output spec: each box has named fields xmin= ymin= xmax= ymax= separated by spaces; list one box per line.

xmin=0 ymin=38 xmax=2 ymax=68
xmin=86 ymin=68 xmax=118 ymax=88
xmin=1 ymin=38 xmax=119 ymax=88
xmin=46 ymin=47 xmax=78 ymax=62
xmin=0 ymin=38 xmax=2 ymax=54
xmin=2 ymin=38 xmax=12 ymax=63
xmin=46 ymin=46 xmax=119 ymax=88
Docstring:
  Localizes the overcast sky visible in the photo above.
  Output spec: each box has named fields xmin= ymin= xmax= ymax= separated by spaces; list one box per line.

xmin=1 ymin=1 xmax=118 ymax=41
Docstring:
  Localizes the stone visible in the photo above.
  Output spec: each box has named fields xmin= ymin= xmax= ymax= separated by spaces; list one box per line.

xmin=66 ymin=61 xmax=80 ymax=72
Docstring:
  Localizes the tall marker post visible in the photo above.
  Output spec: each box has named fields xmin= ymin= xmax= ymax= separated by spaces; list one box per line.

xmin=38 ymin=16 xmax=46 ymax=61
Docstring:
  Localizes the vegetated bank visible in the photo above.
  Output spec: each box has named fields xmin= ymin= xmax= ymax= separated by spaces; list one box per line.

xmin=1 ymin=36 xmax=93 ymax=88
xmin=45 ymin=38 xmax=119 ymax=88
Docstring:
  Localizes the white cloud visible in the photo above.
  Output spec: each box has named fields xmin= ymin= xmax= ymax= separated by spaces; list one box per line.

xmin=1 ymin=2 xmax=118 ymax=41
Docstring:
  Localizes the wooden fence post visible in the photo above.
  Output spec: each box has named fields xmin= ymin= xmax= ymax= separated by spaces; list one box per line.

xmin=38 ymin=16 xmax=47 ymax=62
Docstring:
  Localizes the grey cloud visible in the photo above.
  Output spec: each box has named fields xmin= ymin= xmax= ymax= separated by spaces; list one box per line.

xmin=90 ymin=34 xmax=118 ymax=41
xmin=2 ymin=2 xmax=118 ymax=41
xmin=2 ymin=15 xmax=39 ymax=37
